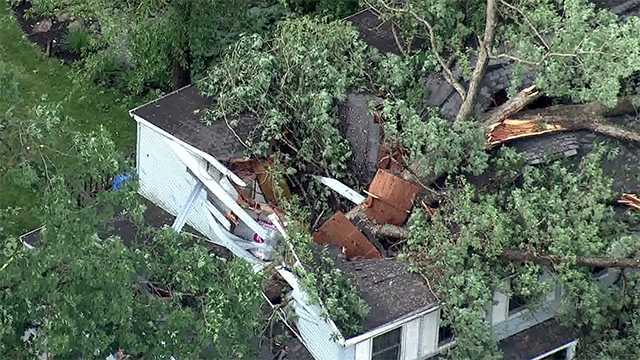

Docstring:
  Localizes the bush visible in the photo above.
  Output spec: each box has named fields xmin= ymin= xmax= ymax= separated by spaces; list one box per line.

xmin=63 ymin=29 xmax=91 ymax=55
xmin=286 ymin=0 xmax=359 ymax=18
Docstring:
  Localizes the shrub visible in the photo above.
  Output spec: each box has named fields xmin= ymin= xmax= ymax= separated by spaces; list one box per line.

xmin=63 ymin=29 xmax=91 ymax=55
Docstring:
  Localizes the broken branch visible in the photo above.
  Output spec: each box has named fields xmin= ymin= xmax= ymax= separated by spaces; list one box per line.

xmin=486 ymin=96 xmax=640 ymax=145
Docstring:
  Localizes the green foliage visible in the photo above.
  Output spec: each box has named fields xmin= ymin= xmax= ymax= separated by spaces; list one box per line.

xmin=0 ymin=3 xmax=137 ymax=232
xmin=279 ymin=197 xmax=369 ymax=338
xmin=407 ymin=147 xmax=633 ymax=359
xmin=0 ymin=182 xmax=266 ymax=358
xmin=373 ymin=0 xmax=640 ymax=108
xmin=382 ymin=101 xmax=488 ymax=180
xmin=0 ymin=61 xmax=19 ymax=111
xmin=286 ymin=0 xmax=359 ymax=18
xmin=64 ymin=29 xmax=92 ymax=55
xmin=29 ymin=0 xmax=288 ymax=93
xmin=502 ymin=0 xmax=640 ymax=106
xmin=0 ymin=100 xmax=124 ymax=200
xmin=200 ymin=17 xmax=370 ymax=212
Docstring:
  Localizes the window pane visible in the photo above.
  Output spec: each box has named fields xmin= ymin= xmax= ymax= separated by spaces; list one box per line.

xmin=508 ymin=293 xmax=528 ymax=315
xmin=372 ymin=347 xmax=400 ymax=360
xmin=372 ymin=327 xmax=401 ymax=360
xmin=438 ymin=313 xmax=455 ymax=347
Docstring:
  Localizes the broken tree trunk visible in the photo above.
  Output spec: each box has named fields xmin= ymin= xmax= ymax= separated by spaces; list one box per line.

xmin=502 ymin=249 xmax=640 ymax=269
xmin=484 ymin=93 xmax=640 ymax=146
xmin=455 ymin=0 xmax=498 ymax=123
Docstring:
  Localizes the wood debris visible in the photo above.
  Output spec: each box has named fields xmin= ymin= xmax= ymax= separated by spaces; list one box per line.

xmin=313 ymin=212 xmax=382 ymax=259
xmin=487 ymin=119 xmax=567 ymax=145
xmin=364 ymin=169 xmax=420 ymax=226
xmin=618 ymin=193 xmax=640 ymax=211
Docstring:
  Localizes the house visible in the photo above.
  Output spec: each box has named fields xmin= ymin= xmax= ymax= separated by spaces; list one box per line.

xmin=126 ymin=3 xmax=640 ymax=359
xmin=129 ymin=86 xmax=282 ymax=266
xmin=127 ymin=84 xmax=601 ymax=360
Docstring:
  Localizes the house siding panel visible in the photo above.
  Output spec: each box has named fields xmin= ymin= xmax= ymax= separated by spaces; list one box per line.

xmin=278 ymin=269 xmax=350 ymax=360
xmin=403 ymin=319 xmax=420 ymax=360
xmin=137 ymin=123 xmax=213 ymax=237
xmin=137 ymin=123 xmax=262 ymax=265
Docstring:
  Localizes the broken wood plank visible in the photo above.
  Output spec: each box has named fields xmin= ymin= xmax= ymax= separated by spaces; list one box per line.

xmin=618 ymin=193 xmax=640 ymax=211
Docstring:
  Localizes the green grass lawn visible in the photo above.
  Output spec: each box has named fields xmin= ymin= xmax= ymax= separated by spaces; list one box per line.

xmin=0 ymin=2 xmax=138 ymax=233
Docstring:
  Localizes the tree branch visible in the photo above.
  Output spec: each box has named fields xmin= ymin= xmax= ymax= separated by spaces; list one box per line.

xmin=366 ymin=0 xmax=467 ymax=99
xmin=502 ymin=249 xmax=640 ymax=269
xmin=456 ymin=0 xmax=498 ymax=122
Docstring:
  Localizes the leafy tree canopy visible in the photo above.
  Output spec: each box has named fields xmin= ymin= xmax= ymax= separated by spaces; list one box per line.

xmin=370 ymin=0 xmax=640 ymax=107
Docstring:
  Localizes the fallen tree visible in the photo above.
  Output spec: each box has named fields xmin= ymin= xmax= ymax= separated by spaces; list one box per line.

xmin=502 ymin=249 xmax=640 ymax=269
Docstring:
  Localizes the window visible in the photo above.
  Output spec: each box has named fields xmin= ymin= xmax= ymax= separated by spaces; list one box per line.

xmin=372 ymin=327 xmax=402 ymax=360
xmin=437 ymin=313 xmax=455 ymax=347
xmin=591 ymin=266 xmax=607 ymax=278
xmin=508 ymin=293 xmax=529 ymax=316
xmin=539 ymin=348 xmax=568 ymax=360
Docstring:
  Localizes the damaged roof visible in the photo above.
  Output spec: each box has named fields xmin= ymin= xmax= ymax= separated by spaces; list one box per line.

xmin=131 ymin=85 xmax=257 ymax=162
xmin=332 ymin=253 xmax=439 ymax=334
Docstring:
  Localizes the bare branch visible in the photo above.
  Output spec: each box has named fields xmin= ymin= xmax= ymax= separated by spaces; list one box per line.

xmin=499 ymin=0 xmax=549 ymax=50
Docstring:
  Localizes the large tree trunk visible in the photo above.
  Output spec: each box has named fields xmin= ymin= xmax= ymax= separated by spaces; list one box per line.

xmin=502 ymin=249 xmax=640 ymax=269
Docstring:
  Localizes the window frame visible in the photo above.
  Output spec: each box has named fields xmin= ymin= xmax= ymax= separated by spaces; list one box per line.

xmin=436 ymin=310 xmax=455 ymax=349
xmin=370 ymin=326 xmax=403 ymax=360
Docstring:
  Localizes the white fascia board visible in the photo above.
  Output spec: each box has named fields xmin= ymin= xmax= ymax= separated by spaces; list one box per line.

xmin=277 ymin=267 xmax=347 ymax=343
xmin=169 ymin=141 xmax=269 ymax=240
xmin=342 ymin=305 xmax=441 ymax=347
xmin=205 ymin=210 xmax=264 ymax=266
xmin=314 ymin=176 xmax=366 ymax=204
xmin=205 ymin=201 xmax=232 ymax=230
xmin=130 ymin=113 xmax=246 ymax=187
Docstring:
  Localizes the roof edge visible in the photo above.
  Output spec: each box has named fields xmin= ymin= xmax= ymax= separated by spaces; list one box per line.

xmin=343 ymin=303 xmax=440 ymax=346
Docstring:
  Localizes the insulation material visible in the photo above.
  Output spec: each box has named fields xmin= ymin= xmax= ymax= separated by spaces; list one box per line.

xmin=619 ymin=193 xmax=640 ymax=211
xmin=313 ymin=212 xmax=382 ymax=259
xmin=364 ymin=169 xmax=420 ymax=226
xmin=487 ymin=119 xmax=567 ymax=145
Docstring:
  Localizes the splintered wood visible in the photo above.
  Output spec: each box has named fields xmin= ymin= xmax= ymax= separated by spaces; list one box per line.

xmin=619 ymin=193 xmax=640 ymax=211
xmin=487 ymin=119 xmax=567 ymax=145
